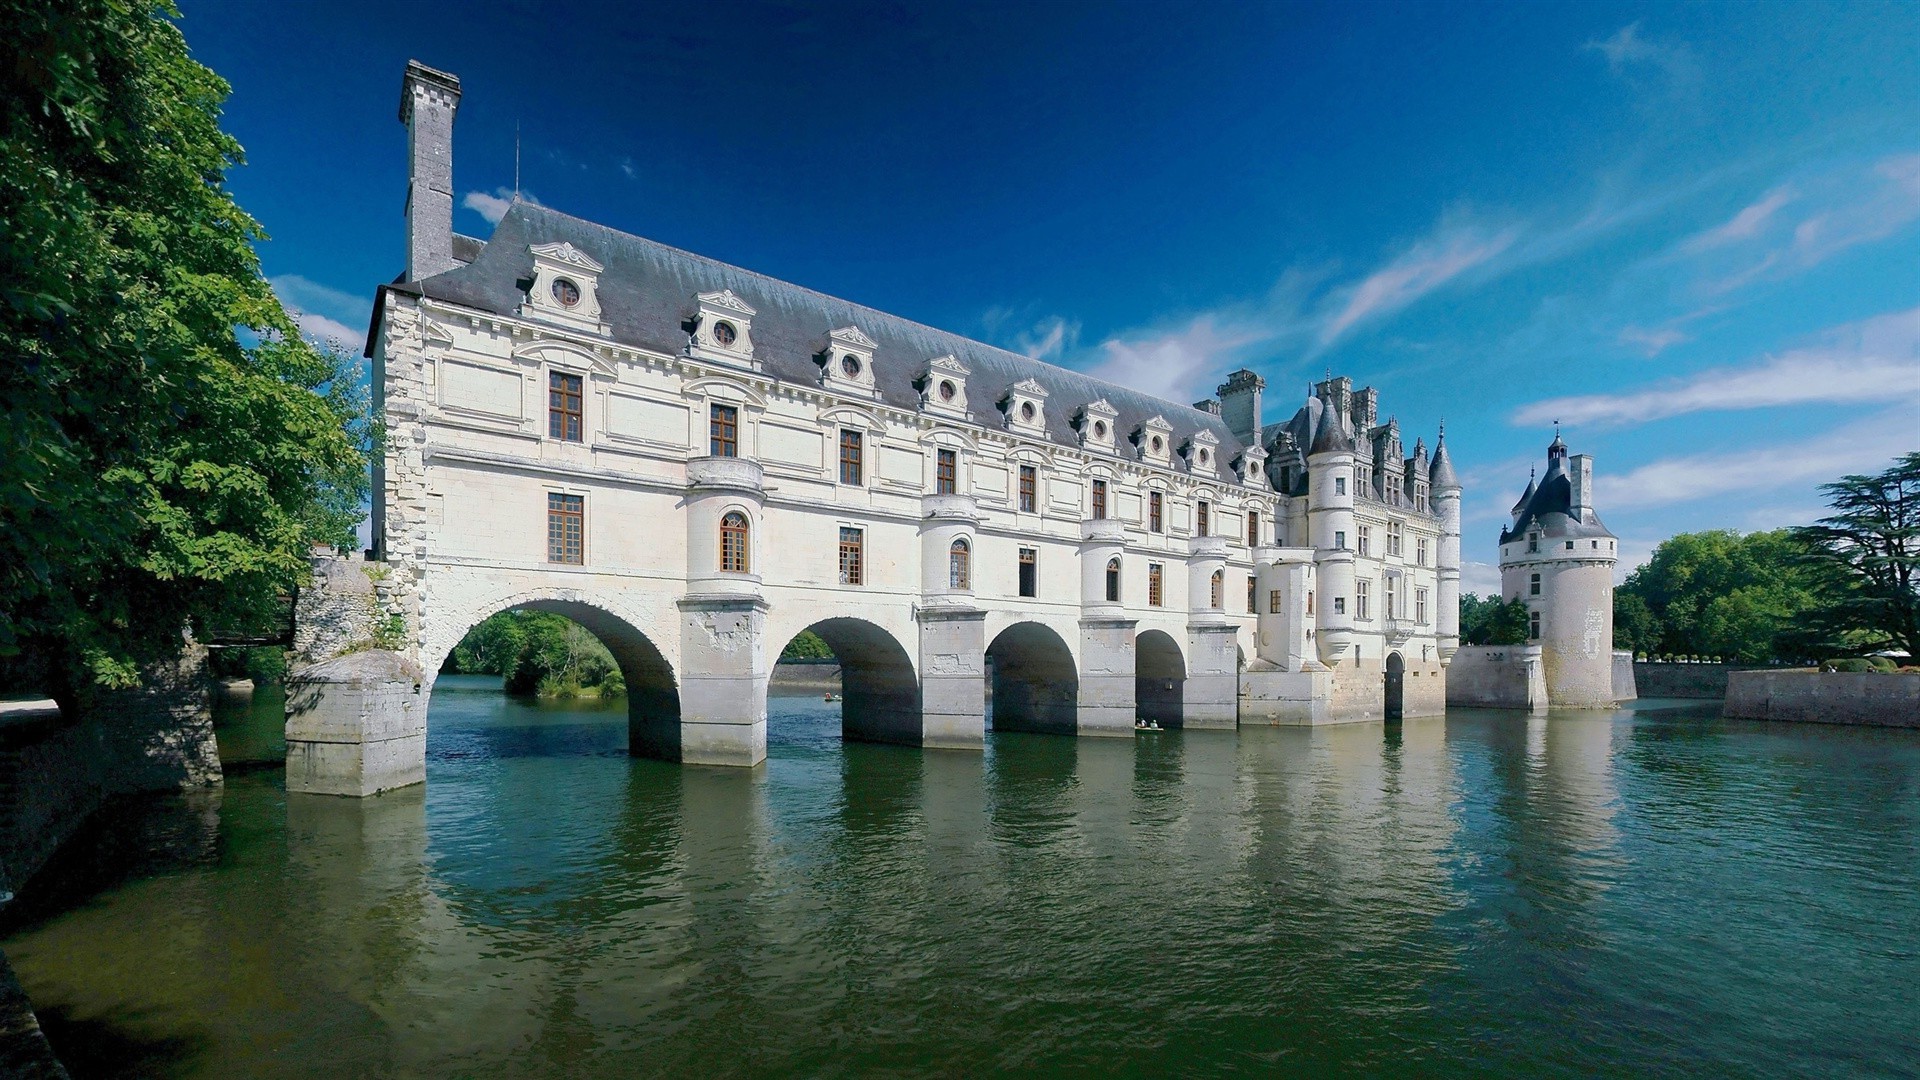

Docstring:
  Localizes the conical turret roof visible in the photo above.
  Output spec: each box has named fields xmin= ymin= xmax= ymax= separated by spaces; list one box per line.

xmin=1429 ymin=430 xmax=1459 ymax=490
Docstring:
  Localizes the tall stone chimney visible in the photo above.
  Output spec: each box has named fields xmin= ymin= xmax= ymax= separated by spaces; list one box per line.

xmin=1569 ymin=453 xmax=1594 ymax=524
xmin=399 ymin=61 xmax=462 ymax=282
xmin=1215 ymin=369 xmax=1265 ymax=445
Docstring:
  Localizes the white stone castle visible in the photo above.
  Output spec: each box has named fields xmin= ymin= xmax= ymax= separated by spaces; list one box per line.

xmin=287 ymin=61 xmax=1465 ymax=793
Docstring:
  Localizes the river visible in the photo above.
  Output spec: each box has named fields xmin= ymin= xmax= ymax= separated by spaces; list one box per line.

xmin=3 ymin=676 xmax=1916 ymax=1077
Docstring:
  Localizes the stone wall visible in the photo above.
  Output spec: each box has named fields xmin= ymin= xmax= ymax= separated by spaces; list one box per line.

xmin=1612 ymin=650 xmax=1638 ymax=701
xmin=1632 ymin=662 xmax=1771 ymax=700
xmin=291 ymin=554 xmax=391 ymax=666
xmin=1724 ymin=670 xmax=1919 ymax=728
xmin=1445 ymin=646 xmax=1545 ymax=711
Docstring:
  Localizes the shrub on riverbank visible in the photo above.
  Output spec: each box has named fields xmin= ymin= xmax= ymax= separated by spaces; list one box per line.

xmin=444 ymin=611 xmax=623 ymax=698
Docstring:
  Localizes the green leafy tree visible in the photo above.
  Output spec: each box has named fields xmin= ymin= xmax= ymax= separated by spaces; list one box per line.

xmin=1794 ymin=452 xmax=1920 ymax=659
xmin=446 ymin=611 xmax=624 ymax=698
xmin=1618 ymin=528 xmax=1840 ymax=663
xmin=1460 ymin=593 xmax=1530 ymax=646
xmin=1 ymin=1 xmax=367 ymax=698
xmin=1612 ymin=591 xmax=1658 ymax=656
xmin=781 ymin=630 xmax=834 ymax=660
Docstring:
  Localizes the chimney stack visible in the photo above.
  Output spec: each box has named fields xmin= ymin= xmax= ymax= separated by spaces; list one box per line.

xmin=399 ymin=60 xmax=462 ymax=282
xmin=1569 ymin=454 xmax=1594 ymax=524
xmin=1215 ymin=369 xmax=1265 ymax=445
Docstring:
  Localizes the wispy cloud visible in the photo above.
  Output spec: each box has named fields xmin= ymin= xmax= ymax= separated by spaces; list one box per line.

xmin=1014 ymin=315 xmax=1082 ymax=362
xmin=1515 ymin=306 xmax=1920 ymax=427
xmin=1617 ymin=325 xmax=1691 ymax=356
xmin=1585 ymin=22 xmax=1700 ymax=100
xmin=1318 ymin=224 xmax=1520 ymax=345
xmin=270 ymin=274 xmax=372 ymax=349
xmin=461 ymin=186 xmax=541 ymax=225
xmin=1597 ymin=406 xmax=1917 ymax=512
xmin=1083 ymin=316 xmax=1270 ymax=405
xmin=1681 ymin=185 xmax=1796 ymax=253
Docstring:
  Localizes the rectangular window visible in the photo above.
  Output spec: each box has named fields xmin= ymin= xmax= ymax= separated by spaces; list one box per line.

xmin=839 ymin=429 xmax=863 ymax=486
xmin=1335 ymin=530 xmax=1347 ymax=550
xmin=1149 ymin=491 xmax=1163 ymax=532
xmin=1247 ymin=511 xmax=1259 ymax=547
xmin=1335 ymin=476 xmax=1346 ymax=496
xmin=1385 ymin=577 xmax=1397 ymax=619
xmin=1092 ymin=479 xmax=1108 ymax=520
xmin=936 ymin=448 xmax=957 ymax=495
xmin=546 ymin=493 xmax=583 ymax=564
xmin=838 ymin=527 xmax=864 ymax=585
xmin=709 ymin=403 xmax=738 ymax=457
xmin=1018 ymin=465 xmax=1037 ymax=512
xmin=1333 ymin=596 xmax=1346 ymax=615
xmin=1387 ymin=522 xmax=1403 ymax=557
xmin=548 ymin=372 xmax=583 ymax=442
xmin=1197 ymin=500 xmax=1210 ymax=536
xmin=1530 ymin=572 xmax=1541 ymax=596
xmin=1247 ymin=576 xmax=1257 ymax=614
xmin=1417 ymin=538 xmax=1428 ymax=566
xmin=1269 ymin=589 xmax=1282 ymax=614
xmin=1018 ymin=547 xmax=1037 ymax=598
xmin=1357 ymin=525 xmax=1371 ymax=557
xmin=1148 ymin=563 xmax=1163 ymax=607
xmin=1416 ymin=588 xmax=1428 ymax=624
xmin=1356 ymin=579 xmax=1370 ymax=620
xmin=1529 ymin=610 xmax=1541 ymax=639
xmin=1566 ymin=540 xmax=1575 ymax=550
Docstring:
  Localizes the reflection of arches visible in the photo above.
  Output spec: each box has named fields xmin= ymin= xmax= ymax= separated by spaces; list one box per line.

xmin=1385 ymin=650 xmax=1405 ymax=720
xmin=429 ymin=595 xmax=681 ymax=757
xmin=986 ymin=622 xmax=1078 ymax=735
xmin=1135 ymin=629 xmax=1185 ymax=728
xmin=779 ymin=618 xmax=921 ymax=746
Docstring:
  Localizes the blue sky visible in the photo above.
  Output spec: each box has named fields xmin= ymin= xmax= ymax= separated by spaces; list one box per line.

xmin=181 ymin=0 xmax=1919 ymax=592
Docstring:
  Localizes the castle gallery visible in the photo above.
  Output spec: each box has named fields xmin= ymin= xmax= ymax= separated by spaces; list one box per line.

xmin=324 ymin=60 xmax=1603 ymax=785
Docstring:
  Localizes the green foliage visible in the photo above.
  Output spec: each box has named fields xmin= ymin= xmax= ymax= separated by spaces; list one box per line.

xmin=206 ymin=644 xmax=285 ymax=683
xmin=781 ymin=630 xmax=833 ymax=660
xmin=444 ymin=610 xmax=623 ymax=698
xmin=1460 ymin=593 xmax=1530 ymax=646
xmin=0 ymin=1 xmax=368 ymax=696
xmin=1794 ymin=452 xmax=1920 ymax=660
xmin=1618 ymin=529 xmax=1843 ymax=664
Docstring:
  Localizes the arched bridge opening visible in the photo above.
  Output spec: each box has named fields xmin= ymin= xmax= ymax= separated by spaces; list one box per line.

xmin=776 ymin=618 xmax=921 ymax=748
xmin=1135 ymin=629 xmax=1185 ymax=729
xmin=986 ymin=622 xmax=1078 ymax=735
xmin=431 ymin=598 xmax=681 ymax=760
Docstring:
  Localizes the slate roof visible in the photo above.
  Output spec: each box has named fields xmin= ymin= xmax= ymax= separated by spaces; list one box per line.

xmin=387 ymin=201 xmax=1243 ymax=473
xmin=1501 ymin=454 xmax=1614 ymax=543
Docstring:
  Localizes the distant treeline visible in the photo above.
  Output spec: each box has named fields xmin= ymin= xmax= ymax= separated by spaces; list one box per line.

xmin=443 ymin=610 xmax=626 ymax=698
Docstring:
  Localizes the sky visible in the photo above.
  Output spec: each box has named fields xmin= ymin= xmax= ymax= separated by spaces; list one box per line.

xmin=179 ymin=0 xmax=1920 ymax=593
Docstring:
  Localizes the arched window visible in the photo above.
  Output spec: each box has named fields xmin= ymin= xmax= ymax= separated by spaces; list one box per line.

xmin=1210 ymin=569 xmax=1224 ymax=609
xmin=949 ymin=538 xmax=971 ymax=590
xmin=720 ymin=511 xmax=750 ymax=573
xmin=1106 ymin=557 xmax=1122 ymax=602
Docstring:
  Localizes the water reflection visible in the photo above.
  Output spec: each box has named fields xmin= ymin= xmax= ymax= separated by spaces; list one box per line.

xmin=2 ymin=691 xmax=1917 ymax=1078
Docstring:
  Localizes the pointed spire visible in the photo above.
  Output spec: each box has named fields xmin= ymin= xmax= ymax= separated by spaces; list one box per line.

xmin=1429 ymin=424 xmax=1459 ymax=490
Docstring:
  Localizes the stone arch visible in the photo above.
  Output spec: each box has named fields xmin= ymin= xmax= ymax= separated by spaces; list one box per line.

xmin=772 ymin=616 xmax=921 ymax=747
xmin=1135 ymin=629 xmax=1185 ymax=728
xmin=423 ymin=586 xmax=681 ymax=757
xmin=986 ymin=622 xmax=1079 ymax=735
xmin=1385 ymin=650 xmax=1405 ymax=721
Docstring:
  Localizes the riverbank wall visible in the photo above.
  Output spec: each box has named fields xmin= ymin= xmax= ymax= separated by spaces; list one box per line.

xmin=769 ymin=661 xmax=843 ymax=693
xmin=1631 ymin=662 xmax=1777 ymax=699
xmin=1445 ymin=646 xmax=1547 ymax=712
xmin=1724 ymin=670 xmax=1919 ymax=728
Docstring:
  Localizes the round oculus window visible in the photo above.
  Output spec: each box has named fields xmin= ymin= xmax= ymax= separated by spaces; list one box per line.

xmin=1020 ymin=402 xmax=1036 ymax=421
xmin=1199 ymin=449 xmax=1210 ymax=464
xmin=551 ymin=278 xmax=581 ymax=307
xmin=841 ymin=354 xmax=863 ymax=378
xmin=939 ymin=379 xmax=957 ymax=401
xmin=1093 ymin=420 xmax=1107 ymax=438
xmin=1151 ymin=435 xmax=1164 ymax=452
xmin=713 ymin=321 xmax=737 ymax=347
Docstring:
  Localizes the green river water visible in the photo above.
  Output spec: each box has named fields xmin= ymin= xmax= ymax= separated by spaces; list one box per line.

xmin=3 ymin=677 xmax=1916 ymax=1078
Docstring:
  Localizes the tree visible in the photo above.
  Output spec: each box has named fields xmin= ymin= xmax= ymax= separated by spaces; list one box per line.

xmin=1460 ymin=593 xmax=1530 ymax=646
xmin=1795 ymin=452 xmax=1920 ymax=659
xmin=1617 ymin=528 xmax=1839 ymax=663
xmin=1612 ymin=592 xmax=1658 ymax=656
xmin=781 ymin=630 xmax=834 ymax=660
xmin=1 ymin=1 xmax=367 ymax=698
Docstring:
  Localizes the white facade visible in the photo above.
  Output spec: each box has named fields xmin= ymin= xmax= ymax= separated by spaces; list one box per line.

xmin=301 ymin=61 xmax=1464 ymax=787
xmin=1498 ymin=436 xmax=1619 ymax=707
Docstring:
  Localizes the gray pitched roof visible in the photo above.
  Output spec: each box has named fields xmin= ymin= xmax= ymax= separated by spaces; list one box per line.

xmin=395 ymin=201 xmax=1243 ymax=471
xmin=1501 ymin=462 xmax=1613 ymax=542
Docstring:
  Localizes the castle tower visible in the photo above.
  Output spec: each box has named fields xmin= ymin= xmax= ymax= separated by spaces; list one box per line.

xmin=1306 ymin=379 xmax=1358 ymax=666
xmin=1499 ymin=434 xmax=1619 ymax=707
xmin=1430 ymin=427 xmax=1461 ymax=662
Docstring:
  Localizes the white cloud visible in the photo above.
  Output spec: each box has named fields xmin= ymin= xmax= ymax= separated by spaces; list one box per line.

xmin=1586 ymin=22 xmax=1698 ymax=87
xmin=1461 ymin=560 xmax=1502 ymax=598
xmin=1514 ymin=306 xmax=1920 ymax=427
xmin=1083 ymin=316 xmax=1268 ymax=405
xmin=1596 ymin=406 xmax=1918 ymax=512
xmin=1681 ymin=186 xmax=1796 ymax=253
xmin=1015 ymin=316 xmax=1081 ymax=362
xmin=1318 ymin=224 xmax=1519 ymax=345
xmin=1618 ymin=325 xmax=1691 ymax=356
xmin=270 ymin=274 xmax=372 ymax=349
xmin=461 ymin=186 xmax=540 ymax=225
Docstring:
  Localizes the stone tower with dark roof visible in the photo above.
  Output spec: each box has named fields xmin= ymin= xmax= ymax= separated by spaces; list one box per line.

xmin=1498 ymin=434 xmax=1620 ymax=707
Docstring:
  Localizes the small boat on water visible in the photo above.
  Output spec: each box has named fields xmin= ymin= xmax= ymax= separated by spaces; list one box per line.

xmin=824 ymin=693 xmax=841 ymax=702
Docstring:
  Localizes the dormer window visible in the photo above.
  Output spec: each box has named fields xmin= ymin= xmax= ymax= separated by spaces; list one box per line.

xmin=1076 ymin=398 xmax=1119 ymax=452
xmin=521 ymin=241 xmax=606 ymax=334
xmin=1002 ymin=378 xmax=1049 ymax=434
xmin=918 ymin=354 xmax=971 ymax=419
xmin=689 ymin=289 xmax=758 ymax=370
xmin=1135 ymin=416 xmax=1174 ymax=466
xmin=818 ymin=325 xmax=877 ymax=397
